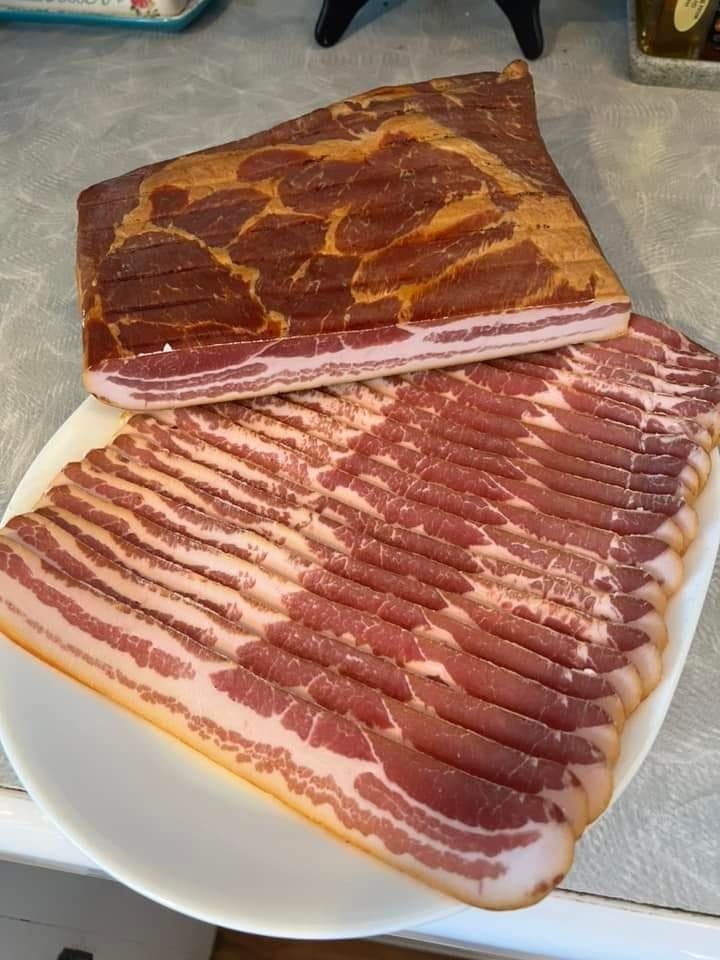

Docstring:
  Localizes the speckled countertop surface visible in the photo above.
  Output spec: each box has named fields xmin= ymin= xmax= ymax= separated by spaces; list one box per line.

xmin=0 ymin=0 xmax=718 ymax=917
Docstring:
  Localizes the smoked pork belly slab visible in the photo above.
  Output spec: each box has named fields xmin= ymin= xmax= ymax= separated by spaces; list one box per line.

xmin=1 ymin=313 xmax=719 ymax=908
xmin=77 ymin=60 xmax=629 ymax=410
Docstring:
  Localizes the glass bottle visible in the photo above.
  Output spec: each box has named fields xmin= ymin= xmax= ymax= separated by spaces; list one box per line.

xmin=637 ymin=0 xmax=718 ymax=57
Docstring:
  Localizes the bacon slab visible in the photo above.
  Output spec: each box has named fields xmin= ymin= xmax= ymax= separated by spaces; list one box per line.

xmin=77 ymin=61 xmax=629 ymax=410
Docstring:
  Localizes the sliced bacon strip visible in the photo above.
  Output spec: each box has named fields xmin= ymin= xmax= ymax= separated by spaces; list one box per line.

xmin=0 ymin=537 xmax=576 ymax=908
xmin=42 ymin=477 xmax=622 ymax=756
xmin=487 ymin=356 xmax=720 ymax=444
xmin=283 ymin=386 xmax=697 ymax=538
xmin=114 ymin=424 xmax=662 ymax=649
xmin=536 ymin=342 xmax=720 ymax=392
xmin=585 ymin=317 xmax=720 ymax=382
xmin=33 ymin=500 xmax=612 ymax=807
xmin=153 ymin=407 xmax=681 ymax=601
xmin=240 ymin=393 xmax=686 ymax=548
xmin=624 ymin=315 xmax=720 ymax=372
xmin=106 ymin=436 xmax=648 ymax=706
xmin=124 ymin=413 xmax=670 ymax=628
xmin=5 ymin=510 xmax=594 ymax=833
xmin=407 ymin=368 xmax=712 ymax=481
xmin=515 ymin=348 xmax=720 ymax=407
xmin=348 ymin=377 xmax=701 ymax=500
xmin=212 ymin=399 xmax=684 ymax=580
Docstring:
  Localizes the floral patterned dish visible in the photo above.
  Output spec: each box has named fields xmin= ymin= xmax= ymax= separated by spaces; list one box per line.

xmin=0 ymin=0 xmax=213 ymax=30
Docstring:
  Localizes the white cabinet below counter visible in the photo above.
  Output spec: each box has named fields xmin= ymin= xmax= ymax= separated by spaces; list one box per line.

xmin=2 ymin=786 xmax=719 ymax=960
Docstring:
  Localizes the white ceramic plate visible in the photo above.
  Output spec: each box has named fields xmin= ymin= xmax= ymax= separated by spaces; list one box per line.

xmin=0 ymin=397 xmax=719 ymax=937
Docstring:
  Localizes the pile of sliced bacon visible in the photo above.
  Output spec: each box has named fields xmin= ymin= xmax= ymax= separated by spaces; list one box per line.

xmin=1 ymin=313 xmax=719 ymax=908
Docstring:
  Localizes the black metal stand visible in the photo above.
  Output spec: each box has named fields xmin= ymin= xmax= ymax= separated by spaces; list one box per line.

xmin=495 ymin=0 xmax=543 ymax=59
xmin=314 ymin=0 xmax=371 ymax=48
xmin=315 ymin=0 xmax=544 ymax=59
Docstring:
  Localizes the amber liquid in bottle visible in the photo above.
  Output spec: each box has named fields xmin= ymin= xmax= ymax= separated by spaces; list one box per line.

xmin=638 ymin=0 xmax=717 ymax=57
